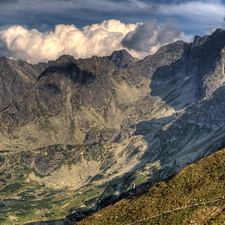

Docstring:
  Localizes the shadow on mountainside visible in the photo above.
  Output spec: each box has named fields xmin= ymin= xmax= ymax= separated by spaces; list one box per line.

xmin=64 ymin=82 xmax=225 ymax=224
xmin=25 ymin=30 xmax=225 ymax=224
xmin=70 ymin=84 xmax=225 ymax=223
xmin=37 ymin=56 xmax=95 ymax=85
xmin=150 ymin=29 xmax=225 ymax=111
xmin=28 ymin=83 xmax=225 ymax=224
xmin=26 ymin=97 xmax=225 ymax=224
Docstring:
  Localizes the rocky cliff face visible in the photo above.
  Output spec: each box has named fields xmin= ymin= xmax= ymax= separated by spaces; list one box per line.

xmin=1 ymin=29 xmax=225 ymax=224
xmin=0 ymin=57 xmax=47 ymax=111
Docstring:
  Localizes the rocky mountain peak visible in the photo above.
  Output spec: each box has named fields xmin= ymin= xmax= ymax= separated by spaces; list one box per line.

xmin=108 ymin=49 xmax=136 ymax=68
xmin=192 ymin=28 xmax=225 ymax=49
xmin=155 ymin=40 xmax=189 ymax=55
xmin=55 ymin=54 xmax=77 ymax=65
xmin=187 ymin=28 xmax=225 ymax=100
xmin=37 ymin=54 xmax=93 ymax=84
xmin=148 ymin=28 xmax=225 ymax=110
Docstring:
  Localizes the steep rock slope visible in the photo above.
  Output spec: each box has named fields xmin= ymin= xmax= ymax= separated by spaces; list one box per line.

xmin=108 ymin=49 xmax=137 ymax=68
xmin=0 ymin=57 xmax=48 ymax=111
xmin=141 ymin=29 xmax=225 ymax=110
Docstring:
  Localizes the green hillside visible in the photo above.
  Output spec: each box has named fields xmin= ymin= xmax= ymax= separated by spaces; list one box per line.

xmin=76 ymin=148 xmax=225 ymax=225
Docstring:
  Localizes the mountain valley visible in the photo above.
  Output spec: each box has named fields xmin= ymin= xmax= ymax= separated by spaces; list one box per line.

xmin=1 ymin=29 xmax=225 ymax=224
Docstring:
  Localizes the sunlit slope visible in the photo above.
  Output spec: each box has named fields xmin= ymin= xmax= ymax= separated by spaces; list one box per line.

xmin=77 ymin=148 xmax=225 ymax=225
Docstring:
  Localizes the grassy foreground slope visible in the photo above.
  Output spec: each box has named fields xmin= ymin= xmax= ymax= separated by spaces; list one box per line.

xmin=76 ymin=148 xmax=225 ymax=225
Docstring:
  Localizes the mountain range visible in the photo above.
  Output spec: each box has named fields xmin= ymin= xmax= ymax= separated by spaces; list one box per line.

xmin=1 ymin=28 xmax=225 ymax=224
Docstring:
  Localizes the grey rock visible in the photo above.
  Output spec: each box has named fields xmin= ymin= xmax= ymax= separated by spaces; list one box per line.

xmin=108 ymin=49 xmax=136 ymax=68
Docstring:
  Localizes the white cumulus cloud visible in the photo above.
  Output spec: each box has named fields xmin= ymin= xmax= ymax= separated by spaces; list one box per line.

xmin=0 ymin=19 xmax=191 ymax=63
xmin=0 ymin=20 xmax=138 ymax=63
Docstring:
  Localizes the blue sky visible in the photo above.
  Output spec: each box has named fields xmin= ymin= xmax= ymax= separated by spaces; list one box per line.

xmin=0 ymin=0 xmax=224 ymax=63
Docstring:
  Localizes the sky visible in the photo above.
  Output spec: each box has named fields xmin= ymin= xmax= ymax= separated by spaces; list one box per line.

xmin=0 ymin=0 xmax=224 ymax=63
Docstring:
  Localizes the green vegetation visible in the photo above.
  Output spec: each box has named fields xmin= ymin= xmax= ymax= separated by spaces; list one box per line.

xmin=0 ymin=156 xmax=5 ymax=163
xmin=0 ymin=143 xmax=109 ymax=224
xmin=83 ymin=142 xmax=106 ymax=162
xmin=76 ymin=148 xmax=225 ymax=225
xmin=1 ymin=182 xmax=22 ymax=194
xmin=0 ymin=181 xmax=105 ymax=225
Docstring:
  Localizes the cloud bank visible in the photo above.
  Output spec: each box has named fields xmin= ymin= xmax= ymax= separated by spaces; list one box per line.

xmin=122 ymin=20 xmax=182 ymax=53
xmin=0 ymin=19 xmax=191 ymax=63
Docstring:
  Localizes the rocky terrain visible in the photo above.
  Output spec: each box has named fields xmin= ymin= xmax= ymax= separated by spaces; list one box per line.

xmin=0 ymin=57 xmax=48 ymax=111
xmin=1 ymin=29 xmax=225 ymax=224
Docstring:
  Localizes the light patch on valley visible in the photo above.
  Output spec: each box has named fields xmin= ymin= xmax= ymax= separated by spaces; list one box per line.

xmin=26 ymin=160 xmax=100 ymax=189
